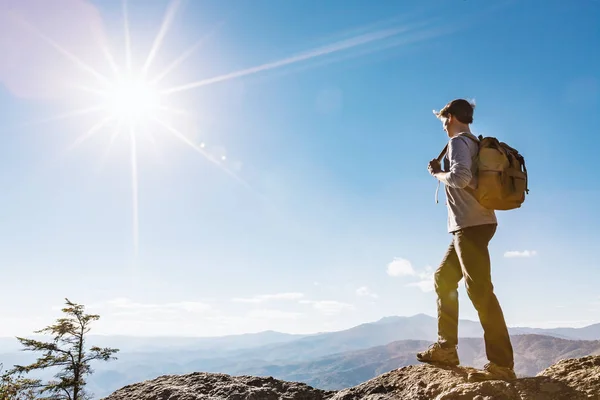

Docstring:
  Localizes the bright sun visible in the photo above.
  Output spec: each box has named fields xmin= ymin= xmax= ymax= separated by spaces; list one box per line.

xmin=106 ymin=78 xmax=161 ymax=122
xmin=31 ymin=0 xmax=354 ymax=256
xmin=24 ymin=0 xmax=418 ymax=257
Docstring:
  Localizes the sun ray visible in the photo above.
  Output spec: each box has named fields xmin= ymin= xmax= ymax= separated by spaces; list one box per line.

xmin=149 ymin=38 xmax=206 ymax=86
xmin=123 ymin=0 xmax=133 ymax=75
xmin=99 ymin=40 xmax=122 ymax=79
xmin=66 ymin=115 xmax=115 ymax=152
xmin=144 ymin=125 xmax=166 ymax=166
xmin=162 ymin=26 xmax=411 ymax=95
xmin=19 ymin=105 xmax=106 ymax=127
xmin=129 ymin=123 xmax=140 ymax=256
xmin=96 ymin=118 xmax=125 ymax=173
xmin=11 ymin=15 xmax=114 ymax=88
xmin=149 ymin=20 xmax=225 ymax=85
xmin=109 ymin=119 xmax=124 ymax=148
xmin=142 ymin=0 xmax=181 ymax=78
xmin=251 ymin=22 xmax=444 ymax=84
xmin=153 ymin=117 xmax=255 ymax=191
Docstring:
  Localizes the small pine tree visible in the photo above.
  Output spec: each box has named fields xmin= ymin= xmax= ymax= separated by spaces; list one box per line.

xmin=7 ymin=298 xmax=119 ymax=400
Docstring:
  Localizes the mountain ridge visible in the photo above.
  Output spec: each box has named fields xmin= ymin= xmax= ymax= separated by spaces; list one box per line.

xmin=83 ymin=333 xmax=600 ymax=397
xmin=2 ymin=313 xmax=598 ymax=353
xmin=228 ymin=334 xmax=600 ymax=390
xmin=4 ymin=314 xmax=600 ymax=398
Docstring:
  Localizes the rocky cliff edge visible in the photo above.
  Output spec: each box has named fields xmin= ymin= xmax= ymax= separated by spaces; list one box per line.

xmin=102 ymin=355 xmax=600 ymax=400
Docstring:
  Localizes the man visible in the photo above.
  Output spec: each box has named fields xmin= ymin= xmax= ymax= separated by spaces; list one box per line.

xmin=416 ymin=99 xmax=516 ymax=382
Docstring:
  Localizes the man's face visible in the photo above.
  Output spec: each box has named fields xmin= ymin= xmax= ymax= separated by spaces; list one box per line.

xmin=440 ymin=115 xmax=450 ymax=134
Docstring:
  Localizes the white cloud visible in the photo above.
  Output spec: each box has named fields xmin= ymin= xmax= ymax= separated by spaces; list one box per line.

xmin=417 ymin=266 xmax=434 ymax=279
xmin=299 ymin=300 xmax=354 ymax=315
xmin=387 ymin=260 xmax=435 ymax=293
xmin=90 ymin=298 xmax=212 ymax=313
xmin=75 ymin=298 xmax=219 ymax=324
xmin=40 ymin=297 xmax=351 ymax=337
xmin=231 ymin=292 xmax=305 ymax=303
xmin=406 ymin=266 xmax=435 ymax=293
xmin=504 ymin=250 xmax=537 ymax=258
xmin=356 ymin=286 xmax=379 ymax=298
xmin=246 ymin=309 xmax=302 ymax=320
xmin=386 ymin=258 xmax=415 ymax=277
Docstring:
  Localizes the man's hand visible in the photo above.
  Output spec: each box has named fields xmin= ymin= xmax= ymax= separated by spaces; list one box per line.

xmin=428 ymin=159 xmax=442 ymax=176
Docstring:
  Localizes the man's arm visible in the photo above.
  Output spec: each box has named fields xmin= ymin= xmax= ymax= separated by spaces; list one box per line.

xmin=429 ymin=137 xmax=473 ymax=189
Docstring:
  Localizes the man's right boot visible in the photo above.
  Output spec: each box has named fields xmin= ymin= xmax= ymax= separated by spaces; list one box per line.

xmin=416 ymin=342 xmax=460 ymax=366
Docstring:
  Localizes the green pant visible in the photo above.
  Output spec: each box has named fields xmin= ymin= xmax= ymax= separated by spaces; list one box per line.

xmin=435 ymin=223 xmax=514 ymax=368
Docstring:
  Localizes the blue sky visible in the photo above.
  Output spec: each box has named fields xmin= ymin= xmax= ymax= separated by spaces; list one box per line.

xmin=0 ymin=0 xmax=598 ymax=337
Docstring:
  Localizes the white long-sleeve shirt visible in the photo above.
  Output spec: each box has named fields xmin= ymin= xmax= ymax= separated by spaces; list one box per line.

xmin=440 ymin=132 xmax=497 ymax=233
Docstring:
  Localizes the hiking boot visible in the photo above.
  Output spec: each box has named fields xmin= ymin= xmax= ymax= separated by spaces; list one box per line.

xmin=416 ymin=342 xmax=459 ymax=366
xmin=468 ymin=362 xmax=517 ymax=382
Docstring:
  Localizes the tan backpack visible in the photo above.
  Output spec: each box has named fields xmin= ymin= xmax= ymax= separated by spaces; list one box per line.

xmin=437 ymin=135 xmax=529 ymax=210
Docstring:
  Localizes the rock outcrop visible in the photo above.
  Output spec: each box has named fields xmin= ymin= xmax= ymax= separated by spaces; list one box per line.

xmin=102 ymin=372 xmax=336 ymax=400
xmin=330 ymin=359 xmax=599 ymax=399
xmin=103 ymin=355 xmax=600 ymax=400
xmin=537 ymin=356 xmax=600 ymax=399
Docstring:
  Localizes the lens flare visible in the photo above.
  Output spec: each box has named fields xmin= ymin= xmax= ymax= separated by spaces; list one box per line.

xmin=16 ymin=0 xmax=444 ymax=257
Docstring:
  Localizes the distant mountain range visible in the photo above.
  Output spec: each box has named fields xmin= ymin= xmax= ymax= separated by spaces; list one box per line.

xmin=3 ymin=313 xmax=598 ymax=354
xmin=83 ymin=333 xmax=600 ymax=397
xmin=2 ymin=314 xmax=599 ymax=398
xmin=509 ymin=323 xmax=600 ymax=341
xmin=235 ymin=334 xmax=600 ymax=390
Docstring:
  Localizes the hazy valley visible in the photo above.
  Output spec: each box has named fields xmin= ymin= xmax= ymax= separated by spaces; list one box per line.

xmin=4 ymin=314 xmax=598 ymax=398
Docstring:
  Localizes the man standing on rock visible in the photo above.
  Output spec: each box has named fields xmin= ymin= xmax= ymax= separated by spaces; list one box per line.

xmin=416 ymin=99 xmax=516 ymax=382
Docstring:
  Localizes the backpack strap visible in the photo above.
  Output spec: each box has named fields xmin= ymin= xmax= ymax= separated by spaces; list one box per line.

xmin=435 ymin=144 xmax=448 ymax=203
xmin=436 ymin=144 xmax=448 ymax=163
xmin=436 ymin=133 xmax=479 ymax=162
xmin=434 ymin=133 xmax=480 ymax=204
